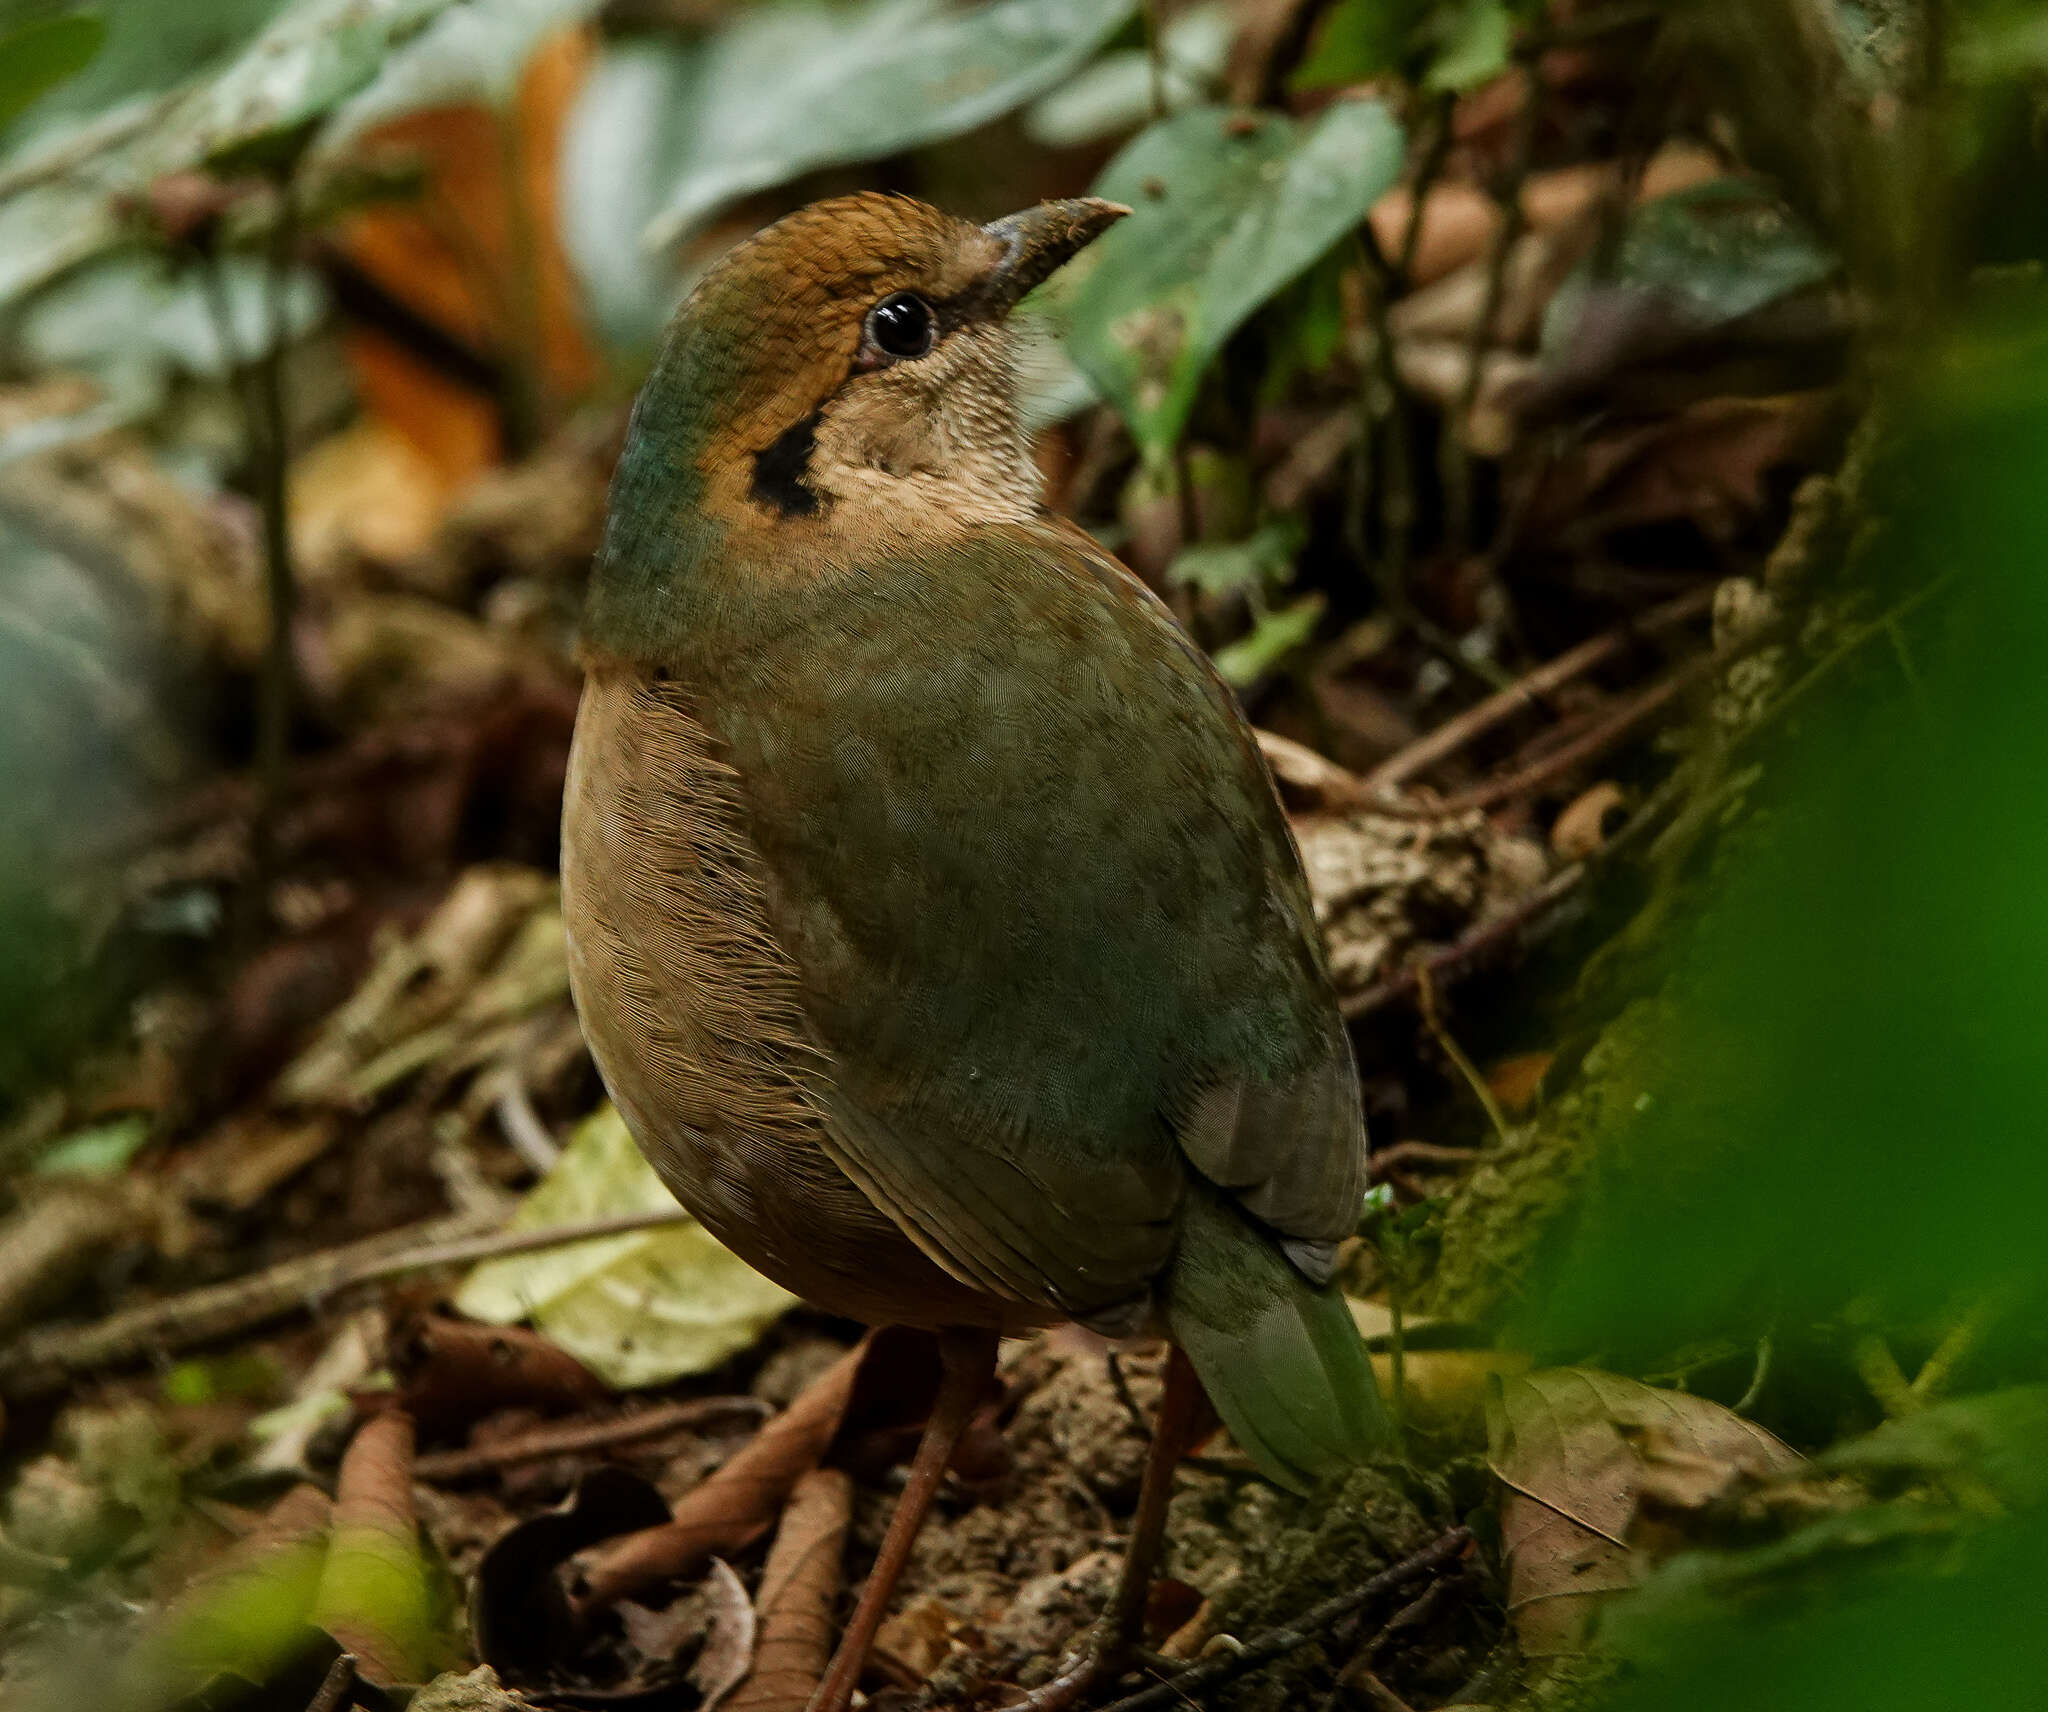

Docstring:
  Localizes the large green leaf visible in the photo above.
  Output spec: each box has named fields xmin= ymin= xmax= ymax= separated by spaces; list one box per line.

xmin=642 ymin=0 xmax=1137 ymax=249
xmin=1541 ymin=178 xmax=1838 ymax=357
xmin=1057 ymin=99 xmax=1403 ymax=462
xmin=0 ymin=11 xmax=107 ymax=135
xmin=320 ymin=0 xmax=609 ymax=150
xmin=558 ymin=38 xmax=699 ymax=354
xmin=0 ymin=0 xmax=454 ymax=311
xmin=1526 ymin=303 xmax=2048 ymax=1358
xmin=455 ymin=1104 xmax=796 ymax=1389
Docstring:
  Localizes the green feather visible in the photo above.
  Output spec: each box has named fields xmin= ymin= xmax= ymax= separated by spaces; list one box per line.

xmin=1163 ymin=1184 xmax=1391 ymax=1493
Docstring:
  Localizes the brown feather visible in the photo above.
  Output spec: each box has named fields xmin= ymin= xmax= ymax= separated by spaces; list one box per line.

xmin=563 ymin=658 xmax=1040 ymax=1330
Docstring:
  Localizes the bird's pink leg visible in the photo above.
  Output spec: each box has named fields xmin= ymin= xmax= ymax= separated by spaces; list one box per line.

xmin=808 ymin=1325 xmax=999 ymax=1712
xmin=1000 ymin=1344 xmax=1213 ymax=1712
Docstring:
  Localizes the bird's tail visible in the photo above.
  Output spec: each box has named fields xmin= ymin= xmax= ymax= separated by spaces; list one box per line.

xmin=1161 ymin=1183 xmax=1390 ymax=1493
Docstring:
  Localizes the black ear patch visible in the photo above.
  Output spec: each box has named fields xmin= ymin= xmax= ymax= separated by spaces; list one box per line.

xmin=751 ymin=411 xmax=825 ymax=518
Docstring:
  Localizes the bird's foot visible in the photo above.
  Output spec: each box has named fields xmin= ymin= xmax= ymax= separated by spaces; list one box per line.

xmin=990 ymin=1625 xmax=1139 ymax=1712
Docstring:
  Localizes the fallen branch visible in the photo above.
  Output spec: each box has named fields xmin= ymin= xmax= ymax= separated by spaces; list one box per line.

xmin=415 ymin=1396 xmax=770 ymax=1483
xmin=0 ymin=1206 xmax=693 ymax=1397
xmin=1363 ymin=586 xmax=1714 ymax=793
xmin=304 ymin=1652 xmax=358 ymax=1712
xmin=1342 ymin=865 xmax=1587 ymax=1022
xmin=1437 ymin=650 xmax=1721 ymax=814
xmin=1083 ymin=1529 xmax=1472 ymax=1712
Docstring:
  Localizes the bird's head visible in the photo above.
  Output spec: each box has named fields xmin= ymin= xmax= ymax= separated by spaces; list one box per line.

xmin=593 ymin=194 xmax=1125 ymax=636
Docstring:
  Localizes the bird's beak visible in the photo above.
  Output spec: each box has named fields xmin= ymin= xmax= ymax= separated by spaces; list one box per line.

xmin=979 ymin=197 xmax=1130 ymax=314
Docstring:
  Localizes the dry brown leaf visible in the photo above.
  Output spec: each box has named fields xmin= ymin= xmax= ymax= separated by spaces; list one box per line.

xmin=691 ymin=1557 xmax=760 ymax=1712
xmin=1551 ymin=783 xmax=1628 ymax=861
xmin=313 ymin=1410 xmax=433 ymax=1687
xmin=1368 ymin=181 xmax=1501 ymax=287
xmin=337 ymin=28 xmax=599 ymax=480
xmin=564 ymin=1339 xmax=869 ymax=1616
xmin=728 ymin=1467 xmax=855 ymax=1712
xmin=291 ymin=419 xmax=455 ymax=586
xmin=1489 ymin=1368 xmax=1803 ymax=1655
xmin=1532 ymin=394 xmax=1841 ymax=543
xmin=390 ymin=1314 xmax=610 ymax=1427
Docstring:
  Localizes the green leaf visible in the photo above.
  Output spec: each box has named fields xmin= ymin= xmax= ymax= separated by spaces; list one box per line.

xmin=558 ymin=39 xmax=699 ymax=354
xmin=1290 ymin=0 xmax=1421 ymax=90
xmin=1023 ymin=1 xmax=1232 ymax=148
xmin=1169 ymin=517 xmax=1303 ymax=597
xmin=1423 ymin=0 xmax=1511 ymax=93
xmin=0 ymin=12 xmax=107 ymax=135
xmin=33 ymin=1112 xmax=148 ymax=1177
xmin=320 ymin=0 xmax=610 ymax=151
xmin=1212 ymin=592 xmax=1324 ymax=687
xmin=1541 ymin=178 xmax=1837 ymax=356
xmin=0 ymin=0 xmax=457 ymax=311
xmin=0 ymin=250 xmax=326 ymax=466
xmin=0 ymin=0 xmax=286 ymax=143
xmin=643 ymin=0 xmax=1137 ymax=249
xmin=454 ymin=1104 xmax=796 ymax=1389
xmin=1058 ymin=99 xmax=1403 ymax=462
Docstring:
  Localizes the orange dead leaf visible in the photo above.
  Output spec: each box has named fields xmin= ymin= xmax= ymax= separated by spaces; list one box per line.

xmin=565 ymin=1340 xmax=869 ymax=1617
xmin=313 ymin=1410 xmax=435 ymax=1687
xmin=726 ymin=1467 xmax=855 ymax=1712
xmin=337 ymin=27 xmax=599 ymax=480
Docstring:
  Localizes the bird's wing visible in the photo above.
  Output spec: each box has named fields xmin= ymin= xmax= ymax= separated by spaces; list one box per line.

xmin=707 ymin=519 xmax=1365 ymax=1325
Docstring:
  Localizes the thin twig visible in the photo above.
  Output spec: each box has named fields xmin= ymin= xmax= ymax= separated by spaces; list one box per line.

xmin=1367 ymin=1141 xmax=1483 ymax=1181
xmin=0 ymin=1207 xmax=691 ymax=1396
xmin=1437 ymin=649 xmax=1720 ymax=814
xmin=415 ymin=1395 xmax=771 ymax=1481
xmin=342 ymin=1208 xmax=695 ymax=1283
xmin=1396 ymin=93 xmax=1457 ymax=289
xmin=1083 ymin=1530 xmax=1472 ymax=1712
xmin=1143 ymin=0 xmax=1168 ymax=120
xmin=494 ymin=1076 xmax=564 ymax=1174
xmin=250 ymin=169 xmax=303 ymax=894
xmin=1444 ymin=63 xmax=1542 ymax=557
xmin=1342 ymin=864 xmax=1586 ymax=1022
xmin=1911 ymin=1290 xmax=2010 ymax=1407
xmin=305 ymin=1651 xmax=357 ymax=1712
xmin=1732 ymin=1334 xmax=1773 ymax=1416
xmin=1851 ymin=1327 xmax=1918 ymax=1420
xmin=1417 ymin=968 xmax=1512 ymax=1145
xmin=1364 ymin=586 xmax=1714 ymax=792
xmin=1105 ymin=1351 xmax=1153 ymax=1443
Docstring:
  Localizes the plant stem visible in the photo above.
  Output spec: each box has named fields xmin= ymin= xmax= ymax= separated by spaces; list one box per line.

xmin=250 ymin=171 xmax=302 ymax=897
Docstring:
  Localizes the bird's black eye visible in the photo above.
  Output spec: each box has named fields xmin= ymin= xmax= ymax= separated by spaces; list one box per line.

xmin=867 ymin=292 xmax=935 ymax=360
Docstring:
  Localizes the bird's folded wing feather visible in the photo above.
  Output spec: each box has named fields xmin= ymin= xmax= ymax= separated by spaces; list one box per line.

xmin=710 ymin=520 xmax=1365 ymax=1320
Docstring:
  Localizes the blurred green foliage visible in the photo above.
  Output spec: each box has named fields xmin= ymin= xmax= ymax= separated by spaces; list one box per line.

xmin=1521 ymin=296 xmax=2048 ymax=1706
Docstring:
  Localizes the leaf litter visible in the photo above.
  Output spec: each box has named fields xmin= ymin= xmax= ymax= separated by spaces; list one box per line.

xmin=0 ymin=1 xmax=2034 ymax=1710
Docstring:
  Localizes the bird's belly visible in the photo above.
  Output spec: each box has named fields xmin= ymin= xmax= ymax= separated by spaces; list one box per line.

xmin=561 ymin=664 xmax=1024 ymax=1330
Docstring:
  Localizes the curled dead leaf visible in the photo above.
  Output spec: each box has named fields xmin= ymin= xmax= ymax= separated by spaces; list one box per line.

xmin=727 ymin=1467 xmax=854 ymax=1712
xmin=313 ymin=1410 xmax=439 ymax=1688
xmin=1551 ymin=783 xmax=1628 ymax=860
xmin=561 ymin=1340 xmax=871 ymax=1617
xmin=391 ymin=1314 xmax=611 ymax=1427
xmin=1489 ymin=1368 xmax=1804 ymax=1655
xmin=690 ymin=1558 xmax=758 ymax=1712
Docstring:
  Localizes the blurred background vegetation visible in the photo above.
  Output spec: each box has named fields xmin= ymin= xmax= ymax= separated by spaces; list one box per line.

xmin=2 ymin=0 xmax=2046 ymax=1708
